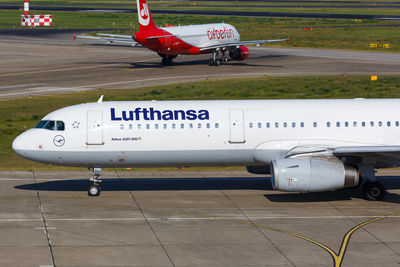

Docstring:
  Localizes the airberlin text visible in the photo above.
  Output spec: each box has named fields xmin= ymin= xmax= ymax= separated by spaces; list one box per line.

xmin=207 ymin=26 xmax=234 ymax=40
xmin=111 ymin=108 xmax=210 ymax=121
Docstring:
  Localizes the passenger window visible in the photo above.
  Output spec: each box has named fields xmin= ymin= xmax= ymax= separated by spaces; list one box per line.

xmin=44 ymin=121 xmax=55 ymax=130
xmin=146 ymin=124 xmax=150 ymax=129
xmin=300 ymin=122 xmax=304 ymax=128
xmin=327 ymin=122 xmax=331 ymax=127
xmin=266 ymin=122 xmax=270 ymax=128
xmin=336 ymin=122 xmax=340 ymax=127
xmin=275 ymin=122 xmax=279 ymax=128
xmin=56 ymin=121 xmax=65 ymax=131
xmin=163 ymin=124 xmax=167 ymax=129
xmin=206 ymin=123 xmax=210 ymax=129
xmin=379 ymin=121 xmax=383 ymax=127
xmin=249 ymin=122 xmax=253 ymax=128
xmin=292 ymin=122 xmax=296 ymax=128
xmin=257 ymin=122 xmax=261 ymax=128
xmin=345 ymin=122 xmax=349 ymax=127
xmin=313 ymin=122 xmax=317 ymax=128
xmin=387 ymin=121 xmax=391 ymax=127
xmin=181 ymin=123 xmax=184 ymax=129
xmin=190 ymin=123 xmax=193 ymax=129
xmin=129 ymin=124 xmax=133 ymax=130
xmin=120 ymin=124 xmax=124 ymax=130
xmin=172 ymin=123 xmax=176 ymax=129
xmin=396 ymin=121 xmax=399 ymax=127
xmin=215 ymin=123 xmax=219 ymax=129
xmin=370 ymin=121 xmax=374 ymax=127
xmin=155 ymin=124 xmax=159 ymax=129
xmin=283 ymin=122 xmax=287 ymax=128
xmin=198 ymin=123 xmax=201 ymax=129
xmin=362 ymin=122 xmax=366 ymax=127
xmin=138 ymin=124 xmax=141 ymax=129
xmin=353 ymin=121 xmax=357 ymax=127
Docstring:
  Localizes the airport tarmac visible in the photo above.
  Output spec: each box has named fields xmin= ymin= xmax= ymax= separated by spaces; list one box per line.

xmin=1 ymin=32 xmax=400 ymax=99
xmin=0 ymin=169 xmax=399 ymax=266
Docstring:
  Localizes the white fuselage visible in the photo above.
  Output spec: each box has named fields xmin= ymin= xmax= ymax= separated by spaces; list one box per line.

xmin=160 ymin=23 xmax=240 ymax=49
xmin=12 ymin=99 xmax=400 ymax=168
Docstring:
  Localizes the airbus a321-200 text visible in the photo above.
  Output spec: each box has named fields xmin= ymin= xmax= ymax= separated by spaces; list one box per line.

xmin=13 ymin=97 xmax=400 ymax=200
xmin=75 ymin=0 xmax=288 ymax=66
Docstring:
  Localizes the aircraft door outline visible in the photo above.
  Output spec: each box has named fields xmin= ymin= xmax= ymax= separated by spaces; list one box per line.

xmin=87 ymin=110 xmax=104 ymax=145
xmin=229 ymin=109 xmax=245 ymax=143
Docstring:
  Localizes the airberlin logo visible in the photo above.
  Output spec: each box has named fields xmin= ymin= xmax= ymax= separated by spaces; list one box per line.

xmin=138 ymin=2 xmax=150 ymax=26
xmin=207 ymin=26 xmax=235 ymax=40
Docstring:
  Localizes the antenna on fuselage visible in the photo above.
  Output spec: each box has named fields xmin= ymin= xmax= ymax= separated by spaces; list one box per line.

xmin=97 ymin=95 xmax=104 ymax=103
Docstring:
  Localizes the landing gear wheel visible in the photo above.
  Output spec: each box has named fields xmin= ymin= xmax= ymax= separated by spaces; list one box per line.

xmin=215 ymin=59 xmax=221 ymax=66
xmin=362 ymin=181 xmax=385 ymax=201
xmin=88 ymin=184 xmax=101 ymax=197
xmin=209 ymin=59 xmax=214 ymax=66
xmin=161 ymin=58 xmax=167 ymax=65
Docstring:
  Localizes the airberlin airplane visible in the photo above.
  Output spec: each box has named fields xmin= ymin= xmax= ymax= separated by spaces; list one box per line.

xmin=12 ymin=97 xmax=400 ymax=200
xmin=76 ymin=0 xmax=288 ymax=66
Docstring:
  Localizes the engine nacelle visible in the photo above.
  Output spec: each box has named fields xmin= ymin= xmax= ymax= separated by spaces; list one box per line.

xmin=229 ymin=46 xmax=249 ymax=61
xmin=271 ymin=158 xmax=359 ymax=192
xmin=246 ymin=165 xmax=270 ymax=175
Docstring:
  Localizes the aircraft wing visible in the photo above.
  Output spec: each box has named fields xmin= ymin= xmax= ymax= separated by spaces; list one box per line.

xmin=286 ymin=145 xmax=400 ymax=167
xmin=74 ymin=33 xmax=140 ymax=46
xmin=199 ymin=37 xmax=289 ymax=51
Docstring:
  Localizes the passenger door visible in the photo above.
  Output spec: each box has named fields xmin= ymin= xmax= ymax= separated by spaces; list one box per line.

xmin=87 ymin=110 xmax=104 ymax=145
xmin=229 ymin=109 xmax=245 ymax=143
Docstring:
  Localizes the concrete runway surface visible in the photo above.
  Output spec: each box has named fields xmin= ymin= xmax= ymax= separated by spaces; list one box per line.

xmin=0 ymin=169 xmax=399 ymax=266
xmin=1 ymin=32 xmax=400 ymax=99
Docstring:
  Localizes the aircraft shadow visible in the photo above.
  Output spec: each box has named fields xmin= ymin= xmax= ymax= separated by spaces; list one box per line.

xmin=265 ymin=176 xmax=400 ymax=204
xmin=14 ymin=176 xmax=400 ymax=203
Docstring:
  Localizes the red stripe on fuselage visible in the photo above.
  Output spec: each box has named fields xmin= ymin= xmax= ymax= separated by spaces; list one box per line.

xmin=134 ymin=28 xmax=206 ymax=56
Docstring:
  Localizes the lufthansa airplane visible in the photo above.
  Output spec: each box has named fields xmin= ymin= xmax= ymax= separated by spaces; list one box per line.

xmin=12 ymin=97 xmax=400 ymax=200
xmin=76 ymin=0 xmax=288 ymax=66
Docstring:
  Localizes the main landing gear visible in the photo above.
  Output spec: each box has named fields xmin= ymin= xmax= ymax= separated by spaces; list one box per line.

xmin=209 ymin=49 xmax=229 ymax=66
xmin=159 ymin=53 xmax=175 ymax=66
xmin=88 ymin=167 xmax=102 ymax=196
xmin=359 ymin=166 xmax=385 ymax=201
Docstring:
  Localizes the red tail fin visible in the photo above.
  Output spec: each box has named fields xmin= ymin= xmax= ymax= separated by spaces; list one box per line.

xmin=136 ymin=0 xmax=157 ymax=31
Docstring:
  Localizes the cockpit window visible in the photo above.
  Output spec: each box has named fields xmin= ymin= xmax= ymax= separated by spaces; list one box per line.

xmin=43 ymin=121 xmax=55 ymax=130
xmin=34 ymin=120 xmax=48 ymax=129
xmin=56 ymin=121 xmax=65 ymax=131
xmin=34 ymin=120 xmax=64 ymax=131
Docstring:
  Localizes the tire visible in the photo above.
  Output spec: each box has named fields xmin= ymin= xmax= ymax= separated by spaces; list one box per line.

xmin=209 ymin=59 xmax=214 ymax=66
xmin=161 ymin=58 xmax=167 ymax=65
xmin=363 ymin=181 xmax=385 ymax=201
xmin=88 ymin=184 xmax=101 ymax=197
xmin=215 ymin=59 xmax=221 ymax=66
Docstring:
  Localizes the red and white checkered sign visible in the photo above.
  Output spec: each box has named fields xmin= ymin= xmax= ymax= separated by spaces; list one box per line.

xmin=21 ymin=15 xmax=53 ymax=27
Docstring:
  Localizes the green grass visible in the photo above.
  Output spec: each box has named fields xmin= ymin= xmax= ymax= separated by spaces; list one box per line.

xmin=1 ymin=75 xmax=400 ymax=170
xmin=1 ymin=10 xmax=399 ymax=52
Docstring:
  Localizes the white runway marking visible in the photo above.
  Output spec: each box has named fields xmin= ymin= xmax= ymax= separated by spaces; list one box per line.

xmin=0 ymin=83 xmax=45 ymax=89
xmin=0 ymin=215 xmax=399 ymax=223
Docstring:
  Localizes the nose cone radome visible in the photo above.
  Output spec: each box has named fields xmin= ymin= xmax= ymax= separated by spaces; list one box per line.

xmin=12 ymin=130 xmax=33 ymax=158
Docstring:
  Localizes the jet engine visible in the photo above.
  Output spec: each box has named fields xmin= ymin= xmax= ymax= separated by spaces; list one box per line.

xmin=229 ymin=46 xmax=249 ymax=61
xmin=271 ymin=157 xmax=359 ymax=192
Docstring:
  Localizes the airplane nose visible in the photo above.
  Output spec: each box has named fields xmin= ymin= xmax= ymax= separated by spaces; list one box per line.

xmin=12 ymin=131 xmax=32 ymax=158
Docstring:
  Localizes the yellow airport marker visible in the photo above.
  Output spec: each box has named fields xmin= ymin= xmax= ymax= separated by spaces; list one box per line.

xmin=371 ymin=75 xmax=378 ymax=81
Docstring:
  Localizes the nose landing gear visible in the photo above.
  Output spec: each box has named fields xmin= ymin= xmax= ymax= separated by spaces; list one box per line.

xmin=359 ymin=166 xmax=386 ymax=201
xmin=88 ymin=167 xmax=102 ymax=196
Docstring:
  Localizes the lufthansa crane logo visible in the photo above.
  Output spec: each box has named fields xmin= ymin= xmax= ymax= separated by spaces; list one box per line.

xmin=138 ymin=3 xmax=150 ymax=26
xmin=53 ymin=135 xmax=65 ymax=147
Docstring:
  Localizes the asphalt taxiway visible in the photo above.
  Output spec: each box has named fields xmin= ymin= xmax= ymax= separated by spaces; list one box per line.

xmin=0 ymin=169 xmax=399 ymax=266
xmin=1 ymin=32 xmax=400 ymax=99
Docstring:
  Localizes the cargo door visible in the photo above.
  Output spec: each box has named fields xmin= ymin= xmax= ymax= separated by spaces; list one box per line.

xmin=229 ymin=109 xmax=245 ymax=143
xmin=87 ymin=110 xmax=104 ymax=145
